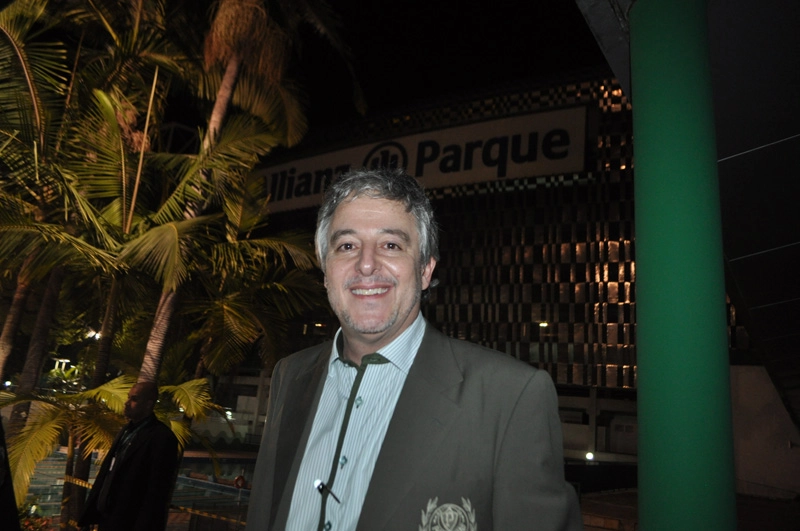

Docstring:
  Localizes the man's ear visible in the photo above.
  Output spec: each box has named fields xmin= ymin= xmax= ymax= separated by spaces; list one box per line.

xmin=421 ymin=257 xmax=436 ymax=290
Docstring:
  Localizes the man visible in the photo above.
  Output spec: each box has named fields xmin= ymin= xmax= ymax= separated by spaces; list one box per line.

xmin=247 ymin=168 xmax=582 ymax=530
xmin=79 ymin=382 xmax=179 ymax=531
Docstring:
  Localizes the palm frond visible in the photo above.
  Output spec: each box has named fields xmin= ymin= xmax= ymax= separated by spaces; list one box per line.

xmin=0 ymin=219 xmax=118 ymax=273
xmin=142 ymin=113 xmax=280 ymax=230
xmin=197 ymin=68 xmax=306 ymax=147
xmin=160 ymin=378 xmax=223 ymax=422
xmin=256 ymin=268 xmax=327 ymax=317
xmin=78 ymin=375 xmax=137 ymax=414
xmin=62 ymin=89 xmax=130 ymax=201
xmin=0 ymin=389 xmax=56 ymax=409
xmin=184 ymin=296 xmax=264 ymax=375
xmin=58 ymin=166 xmax=124 ymax=252
xmin=118 ymin=214 xmax=221 ymax=291
xmin=276 ymin=80 xmax=308 ymax=147
xmin=210 ymin=232 xmax=318 ymax=273
xmin=8 ymin=402 xmax=70 ymax=505
xmin=166 ymin=417 xmax=193 ymax=450
xmin=73 ymin=405 xmax=127 ymax=459
xmin=0 ymin=0 xmax=69 ymax=149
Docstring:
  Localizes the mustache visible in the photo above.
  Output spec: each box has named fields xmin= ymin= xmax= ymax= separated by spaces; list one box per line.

xmin=343 ymin=275 xmax=397 ymax=289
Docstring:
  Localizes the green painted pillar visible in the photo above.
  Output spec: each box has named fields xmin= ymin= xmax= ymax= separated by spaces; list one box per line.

xmin=629 ymin=0 xmax=736 ymax=529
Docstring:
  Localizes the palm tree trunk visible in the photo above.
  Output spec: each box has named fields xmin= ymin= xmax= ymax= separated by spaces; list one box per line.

xmin=68 ymin=447 xmax=92 ymax=531
xmin=137 ymin=290 xmax=178 ymax=383
xmin=0 ymin=255 xmax=35 ymax=380
xmin=135 ymin=55 xmax=241 ymax=384
xmin=59 ymin=430 xmax=78 ymax=531
xmin=90 ymin=277 xmax=122 ymax=388
xmin=62 ymin=277 xmax=124 ymax=522
xmin=194 ymin=355 xmax=206 ymax=380
xmin=206 ymin=53 xmax=241 ymax=149
xmin=9 ymin=266 xmax=66 ymax=436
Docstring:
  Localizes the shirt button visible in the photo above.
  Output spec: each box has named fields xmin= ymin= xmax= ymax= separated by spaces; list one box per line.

xmin=355 ymin=396 xmax=363 ymax=408
xmin=339 ymin=456 xmax=348 ymax=468
xmin=324 ymin=522 xmax=332 ymax=530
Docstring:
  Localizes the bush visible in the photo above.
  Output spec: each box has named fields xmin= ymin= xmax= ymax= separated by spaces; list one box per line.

xmin=18 ymin=502 xmax=52 ymax=531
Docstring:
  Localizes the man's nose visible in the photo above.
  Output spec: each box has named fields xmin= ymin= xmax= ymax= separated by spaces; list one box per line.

xmin=355 ymin=247 xmax=380 ymax=275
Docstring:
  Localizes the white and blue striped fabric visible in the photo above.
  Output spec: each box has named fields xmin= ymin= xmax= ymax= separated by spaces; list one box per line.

xmin=286 ymin=314 xmax=426 ymax=531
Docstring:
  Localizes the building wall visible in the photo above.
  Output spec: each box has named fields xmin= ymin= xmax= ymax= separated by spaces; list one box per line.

xmin=731 ymin=365 xmax=800 ymax=498
xmin=419 ymin=74 xmax=636 ymax=389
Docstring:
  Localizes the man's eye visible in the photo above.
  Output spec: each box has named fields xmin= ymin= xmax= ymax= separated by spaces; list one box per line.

xmin=338 ymin=243 xmax=354 ymax=251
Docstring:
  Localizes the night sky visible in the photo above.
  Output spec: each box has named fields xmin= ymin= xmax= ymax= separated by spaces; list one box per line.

xmin=301 ymin=1 xmax=608 ymax=128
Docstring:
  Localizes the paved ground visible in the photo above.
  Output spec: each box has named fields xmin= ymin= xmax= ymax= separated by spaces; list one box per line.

xmin=581 ymin=489 xmax=800 ymax=531
xmin=25 ymin=452 xmax=800 ymax=530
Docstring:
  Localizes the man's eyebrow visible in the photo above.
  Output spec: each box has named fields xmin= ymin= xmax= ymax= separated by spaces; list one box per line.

xmin=381 ymin=228 xmax=411 ymax=243
xmin=329 ymin=228 xmax=411 ymax=243
xmin=329 ymin=229 xmax=355 ymax=243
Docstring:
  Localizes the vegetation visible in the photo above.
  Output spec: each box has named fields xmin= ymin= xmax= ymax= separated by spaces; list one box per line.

xmin=0 ymin=377 xmax=222 ymax=502
xmin=0 ymin=0 xmax=362 ymax=528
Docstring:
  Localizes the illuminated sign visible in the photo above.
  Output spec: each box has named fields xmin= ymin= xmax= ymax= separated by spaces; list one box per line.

xmin=258 ymin=106 xmax=587 ymax=213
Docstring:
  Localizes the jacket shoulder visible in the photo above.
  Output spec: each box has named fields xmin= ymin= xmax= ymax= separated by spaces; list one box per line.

xmin=275 ymin=340 xmax=332 ymax=370
xmin=139 ymin=416 xmax=178 ymax=449
xmin=424 ymin=325 xmax=539 ymax=374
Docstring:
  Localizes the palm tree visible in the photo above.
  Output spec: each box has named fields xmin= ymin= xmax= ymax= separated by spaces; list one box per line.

xmin=181 ymin=172 xmax=327 ymax=377
xmin=0 ymin=0 xmax=167 ymax=385
xmin=2 ymin=4 xmax=188 ymax=525
xmin=0 ymin=255 xmax=35 ymax=382
xmin=42 ymin=4 xmax=201 ymax=523
xmin=0 ymin=0 xmax=71 ymax=381
xmin=0 ymin=0 xmax=205 ymax=386
xmin=51 ymin=0 xmax=197 ymax=392
xmin=0 ymin=0 xmax=125 ymax=448
xmin=136 ymin=0 xmax=365 ymax=384
xmin=0 ymin=50 xmax=119 ymax=431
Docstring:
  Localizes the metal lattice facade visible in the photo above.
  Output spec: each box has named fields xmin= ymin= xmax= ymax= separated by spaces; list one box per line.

xmin=416 ymin=75 xmax=637 ymax=389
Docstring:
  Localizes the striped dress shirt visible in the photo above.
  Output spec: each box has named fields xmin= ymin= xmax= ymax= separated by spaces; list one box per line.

xmin=286 ymin=313 xmax=426 ymax=531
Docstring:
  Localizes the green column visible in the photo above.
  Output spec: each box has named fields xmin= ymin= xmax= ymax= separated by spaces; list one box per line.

xmin=629 ymin=0 xmax=736 ymax=529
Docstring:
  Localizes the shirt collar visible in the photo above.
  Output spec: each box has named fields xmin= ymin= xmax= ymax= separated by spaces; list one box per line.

xmin=330 ymin=313 xmax=426 ymax=374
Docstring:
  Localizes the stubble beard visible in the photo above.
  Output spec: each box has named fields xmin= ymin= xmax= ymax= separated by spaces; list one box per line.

xmin=332 ymin=271 xmax=423 ymax=336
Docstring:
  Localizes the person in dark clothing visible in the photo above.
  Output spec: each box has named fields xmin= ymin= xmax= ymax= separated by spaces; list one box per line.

xmin=79 ymin=382 xmax=179 ymax=531
xmin=1 ymin=416 xmax=21 ymax=531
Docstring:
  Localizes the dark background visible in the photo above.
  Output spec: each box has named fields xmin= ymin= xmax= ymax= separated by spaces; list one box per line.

xmin=301 ymin=1 xmax=607 ymax=127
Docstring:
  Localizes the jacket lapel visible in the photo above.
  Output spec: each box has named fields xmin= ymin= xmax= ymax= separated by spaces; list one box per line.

xmin=270 ymin=343 xmax=330 ymax=528
xmin=358 ymin=325 xmax=463 ymax=530
xmin=113 ymin=417 xmax=156 ymax=466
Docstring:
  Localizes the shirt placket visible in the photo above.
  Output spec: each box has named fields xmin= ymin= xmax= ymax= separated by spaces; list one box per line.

xmin=317 ymin=353 xmax=388 ymax=531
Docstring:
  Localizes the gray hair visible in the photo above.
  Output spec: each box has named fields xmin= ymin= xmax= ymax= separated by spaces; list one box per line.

xmin=315 ymin=167 xmax=439 ymax=270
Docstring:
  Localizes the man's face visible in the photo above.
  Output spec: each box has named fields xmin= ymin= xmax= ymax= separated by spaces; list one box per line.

xmin=323 ymin=196 xmax=435 ymax=356
xmin=124 ymin=384 xmax=154 ymax=424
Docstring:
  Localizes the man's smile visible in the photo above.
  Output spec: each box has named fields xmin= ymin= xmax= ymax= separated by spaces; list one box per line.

xmin=351 ymin=287 xmax=390 ymax=295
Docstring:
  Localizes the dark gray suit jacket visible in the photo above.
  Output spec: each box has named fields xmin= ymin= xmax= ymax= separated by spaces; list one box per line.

xmin=246 ymin=323 xmax=582 ymax=530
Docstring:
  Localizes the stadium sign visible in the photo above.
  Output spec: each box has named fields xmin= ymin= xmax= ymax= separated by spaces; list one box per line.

xmin=258 ymin=106 xmax=587 ymax=213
